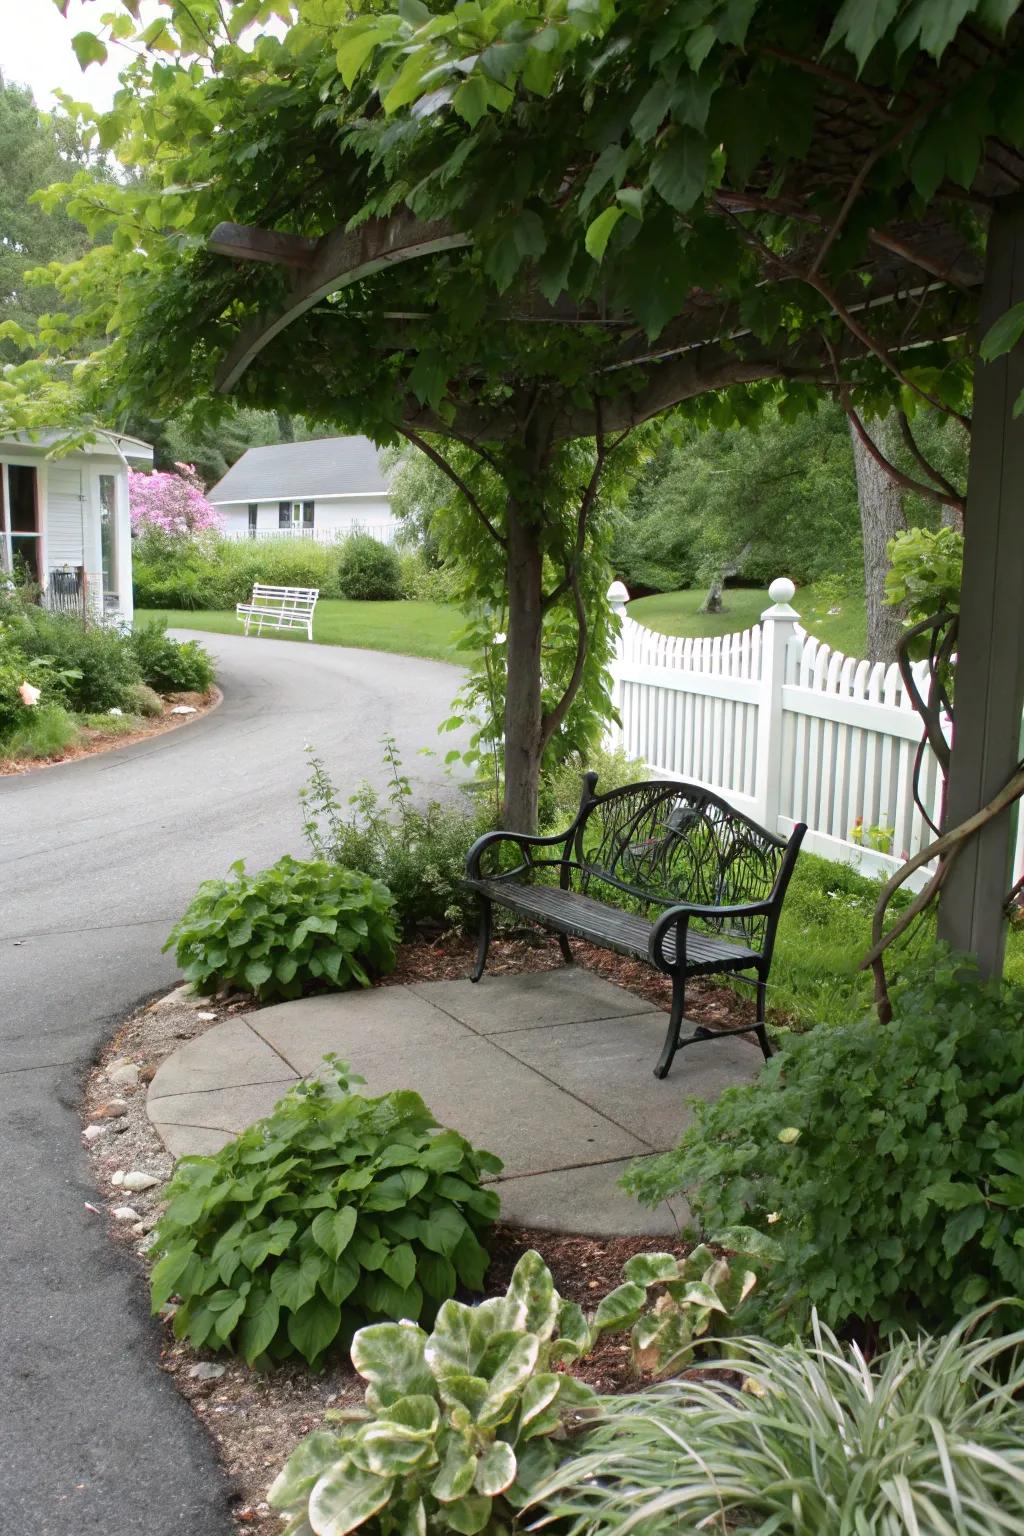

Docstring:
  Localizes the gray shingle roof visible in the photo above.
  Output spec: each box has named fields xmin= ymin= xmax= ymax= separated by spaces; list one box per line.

xmin=207 ymin=436 xmax=389 ymax=503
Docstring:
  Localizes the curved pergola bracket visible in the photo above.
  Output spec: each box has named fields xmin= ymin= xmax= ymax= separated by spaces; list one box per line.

xmin=211 ymin=211 xmax=471 ymax=393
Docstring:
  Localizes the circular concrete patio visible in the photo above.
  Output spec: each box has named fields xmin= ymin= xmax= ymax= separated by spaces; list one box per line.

xmin=148 ymin=968 xmax=762 ymax=1236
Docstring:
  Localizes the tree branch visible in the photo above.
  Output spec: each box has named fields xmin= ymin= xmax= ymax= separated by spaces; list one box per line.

xmin=844 ymin=404 xmax=965 ymax=511
xmin=896 ymin=410 xmax=965 ymax=502
xmin=398 ymin=428 xmax=506 ymax=547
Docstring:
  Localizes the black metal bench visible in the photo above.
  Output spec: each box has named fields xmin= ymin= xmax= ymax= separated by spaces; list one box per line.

xmin=464 ymin=774 xmax=806 ymax=1079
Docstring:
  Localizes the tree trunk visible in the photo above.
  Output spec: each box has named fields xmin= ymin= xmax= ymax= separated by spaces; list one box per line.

xmin=502 ymin=500 xmax=545 ymax=831
xmin=849 ymin=413 xmax=908 ymax=662
xmin=698 ymin=541 xmax=753 ymax=615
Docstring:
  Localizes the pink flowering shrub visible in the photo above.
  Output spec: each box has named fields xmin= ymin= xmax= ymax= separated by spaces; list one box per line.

xmin=128 ymin=464 xmax=222 ymax=539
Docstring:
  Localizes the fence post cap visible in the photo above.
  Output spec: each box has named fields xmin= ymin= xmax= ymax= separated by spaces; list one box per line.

xmin=607 ymin=579 xmax=630 ymax=605
xmin=768 ymin=576 xmax=796 ymax=605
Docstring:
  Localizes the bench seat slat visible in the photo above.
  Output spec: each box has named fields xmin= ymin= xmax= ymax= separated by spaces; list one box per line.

xmin=465 ymin=877 xmax=759 ymax=973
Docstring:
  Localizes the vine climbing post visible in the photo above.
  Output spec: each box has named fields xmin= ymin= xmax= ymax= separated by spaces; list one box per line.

xmin=938 ymin=194 xmax=1024 ymax=973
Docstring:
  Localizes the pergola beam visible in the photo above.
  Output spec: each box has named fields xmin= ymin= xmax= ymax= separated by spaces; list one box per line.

xmin=937 ymin=193 xmax=1024 ymax=970
xmin=212 ymin=212 xmax=471 ymax=393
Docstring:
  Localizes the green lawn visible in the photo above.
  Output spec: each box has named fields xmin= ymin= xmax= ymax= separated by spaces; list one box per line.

xmin=136 ymin=600 xmax=466 ymax=665
xmin=630 ymin=583 xmax=868 ymax=658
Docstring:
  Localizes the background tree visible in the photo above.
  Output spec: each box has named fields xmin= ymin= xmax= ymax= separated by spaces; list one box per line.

xmin=0 ymin=75 xmax=98 ymax=364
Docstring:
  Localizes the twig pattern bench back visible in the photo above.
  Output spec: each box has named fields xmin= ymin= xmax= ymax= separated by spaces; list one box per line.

xmin=236 ymin=584 xmax=319 ymax=641
xmin=464 ymin=773 xmax=806 ymax=1078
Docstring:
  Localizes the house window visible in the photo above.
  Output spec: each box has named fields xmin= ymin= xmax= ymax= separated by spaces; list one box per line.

xmin=248 ymin=503 xmax=258 ymax=534
xmin=4 ymin=464 xmax=42 ymax=585
xmin=279 ymin=501 xmax=291 ymax=529
xmin=99 ymin=473 xmax=118 ymax=604
xmin=302 ymin=501 xmax=314 ymax=528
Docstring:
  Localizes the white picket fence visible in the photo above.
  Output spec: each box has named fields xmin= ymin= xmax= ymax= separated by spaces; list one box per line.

xmin=607 ymin=578 xmax=1024 ymax=894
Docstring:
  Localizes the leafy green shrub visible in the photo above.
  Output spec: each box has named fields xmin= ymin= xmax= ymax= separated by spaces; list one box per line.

xmin=11 ymin=606 xmax=141 ymax=712
xmin=133 ymin=534 xmax=344 ymax=609
xmin=1 ymin=701 xmax=78 ymax=759
xmin=539 ymin=745 xmax=646 ymax=832
xmin=79 ymin=711 xmax=144 ymax=736
xmin=150 ymin=1060 xmax=502 ymax=1367
xmin=301 ymin=738 xmax=490 ymax=935
xmin=270 ymin=1236 xmax=772 ymax=1535
xmin=164 ymin=855 xmax=398 ymax=1000
xmin=126 ymin=681 xmax=164 ymax=717
xmin=531 ymin=1306 xmax=1024 ymax=1536
xmin=130 ymin=619 xmax=215 ymax=692
xmin=885 ymin=523 xmax=964 ymax=630
xmin=338 ymin=533 xmax=403 ymax=600
xmin=0 ymin=646 xmax=50 ymax=738
xmin=397 ymin=549 xmax=464 ymax=604
xmin=625 ymin=954 xmax=1024 ymax=1336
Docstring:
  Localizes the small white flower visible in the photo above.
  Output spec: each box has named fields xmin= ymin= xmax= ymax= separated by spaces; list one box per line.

xmin=493 ymin=632 xmax=507 ymax=645
xmin=18 ymin=681 xmax=40 ymax=707
xmin=108 ymin=707 xmax=124 ymax=717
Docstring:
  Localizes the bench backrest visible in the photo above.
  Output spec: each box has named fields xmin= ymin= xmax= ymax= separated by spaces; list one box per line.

xmin=249 ymin=584 xmax=319 ymax=609
xmin=567 ymin=775 xmax=797 ymax=948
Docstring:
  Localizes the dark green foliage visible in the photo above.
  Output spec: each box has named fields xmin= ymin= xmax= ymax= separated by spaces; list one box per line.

xmin=130 ymin=619 xmax=215 ymax=693
xmin=301 ymin=740 xmax=492 ymax=936
xmin=164 ymin=856 xmax=399 ymax=1000
xmin=12 ymin=606 xmax=141 ymax=712
xmin=337 ymin=534 xmax=404 ymax=601
xmin=149 ymin=1060 xmax=502 ymax=1367
xmin=625 ymin=955 xmax=1024 ymax=1337
xmin=613 ymin=406 xmax=862 ymax=596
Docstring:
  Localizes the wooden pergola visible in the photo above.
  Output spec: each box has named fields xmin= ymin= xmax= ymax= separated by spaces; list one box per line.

xmin=205 ymin=30 xmax=1024 ymax=976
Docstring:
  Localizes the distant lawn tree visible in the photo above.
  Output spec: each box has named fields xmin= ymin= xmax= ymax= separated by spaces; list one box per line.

xmin=7 ymin=0 xmax=1016 ymax=827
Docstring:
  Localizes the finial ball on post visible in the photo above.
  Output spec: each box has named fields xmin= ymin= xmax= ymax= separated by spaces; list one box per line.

xmin=768 ymin=577 xmax=796 ymax=606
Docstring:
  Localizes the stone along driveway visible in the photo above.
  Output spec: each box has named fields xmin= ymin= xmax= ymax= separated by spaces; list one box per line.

xmin=147 ymin=969 xmax=761 ymax=1235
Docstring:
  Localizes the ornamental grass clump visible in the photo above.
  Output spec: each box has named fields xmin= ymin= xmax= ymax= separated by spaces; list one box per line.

xmin=530 ymin=1307 xmax=1024 ymax=1536
xmin=164 ymin=855 xmax=398 ymax=1000
xmin=150 ymin=1060 xmax=502 ymax=1368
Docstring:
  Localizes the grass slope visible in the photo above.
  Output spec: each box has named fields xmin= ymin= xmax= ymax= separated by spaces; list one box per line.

xmin=630 ymin=583 xmax=868 ymax=658
xmin=135 ymin=600 xmax=465 ymax=665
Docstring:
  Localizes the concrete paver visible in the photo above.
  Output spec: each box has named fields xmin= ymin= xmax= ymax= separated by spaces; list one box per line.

xmin=408 ymin=967 xmax=660 ymax=1033
xmin=149 ymin=1016 xmax=298 ymax=1099
xmin=148 ymin=972 xmax=762 ymax=1232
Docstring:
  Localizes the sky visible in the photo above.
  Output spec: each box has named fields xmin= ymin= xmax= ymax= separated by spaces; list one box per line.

xmin=1 ymin=0 xmax=158 ymax=112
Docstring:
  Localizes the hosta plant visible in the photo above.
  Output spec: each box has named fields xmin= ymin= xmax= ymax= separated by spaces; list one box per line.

xmin=164 ymin=855 xmax=398 ymax=1000
xmin=270 ymin=1235 xmax=773 ymax=1535
xmin=594 ymin=1229 xmax=780 ymax=1378
xmin=149 ymin=1061 xmax=501 ymax=1367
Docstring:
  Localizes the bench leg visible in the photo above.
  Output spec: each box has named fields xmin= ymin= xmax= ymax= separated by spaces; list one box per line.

xmin=755 ymin=977 xmax=773 ymax=1061
xmin=654 ymin=975 xmax=686 ymax=1079
xmin=557 ymin=932 xmax=574 ymax=965
xmin=470 ymin=899 xmax=492 ymax=983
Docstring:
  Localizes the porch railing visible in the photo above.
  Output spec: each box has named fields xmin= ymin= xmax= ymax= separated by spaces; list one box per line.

xmin=220 ymin=524 xmax=399 ymax=546
xmin=42 ymin=566 xmax=87 ymax=616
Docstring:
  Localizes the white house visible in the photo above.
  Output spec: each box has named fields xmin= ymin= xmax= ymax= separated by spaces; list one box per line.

xmin=0 ymin=430 xmax=151 ymax=624
xmin=208 ymin=435 xmax=397 ymax=543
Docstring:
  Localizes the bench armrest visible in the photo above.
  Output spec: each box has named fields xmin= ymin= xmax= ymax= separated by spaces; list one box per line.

xmin=648 ymin=899 xmax=772 ymax=970
xmin=465 ymin=824 xmax=576 ymax=880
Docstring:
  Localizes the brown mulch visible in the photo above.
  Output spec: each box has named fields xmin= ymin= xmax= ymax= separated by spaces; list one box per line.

xmin=82 ymin=934 xmax=757 ymax=1532
xmin=0 ymin=687 xmax=220 ymax=775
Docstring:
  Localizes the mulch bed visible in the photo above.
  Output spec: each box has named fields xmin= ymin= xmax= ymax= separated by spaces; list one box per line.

xmin=0 ymin=687 xmax=220 ymax=775
xmin=81 ymin=933 xmax=758 ymax=1531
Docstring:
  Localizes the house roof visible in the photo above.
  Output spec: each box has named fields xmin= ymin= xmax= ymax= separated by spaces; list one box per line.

xmin=0 ymin=429 xmax=153 ymax=465
xmin=207 ymin=435 xmax=389 ymax=503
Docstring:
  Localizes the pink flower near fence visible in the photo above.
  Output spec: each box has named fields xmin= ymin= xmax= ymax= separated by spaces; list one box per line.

xmin=128 ymin=464 xmax=222 ymax=537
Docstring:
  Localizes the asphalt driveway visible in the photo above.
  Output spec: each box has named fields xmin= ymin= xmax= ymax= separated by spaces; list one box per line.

xmin=0 ymin=631 xmax=465 ymax=1536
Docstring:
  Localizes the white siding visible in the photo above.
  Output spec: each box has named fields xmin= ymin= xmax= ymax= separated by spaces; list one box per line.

xmin=46 ymin=461 xmax=88 ymax=567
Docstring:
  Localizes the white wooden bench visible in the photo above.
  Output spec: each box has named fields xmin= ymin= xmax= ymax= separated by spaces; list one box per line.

xmin=236 ymin=584 xmax=319 ymax=641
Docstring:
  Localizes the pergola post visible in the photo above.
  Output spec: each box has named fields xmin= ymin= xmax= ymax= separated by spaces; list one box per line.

xmin=937 ymin=194 xmax=1024 ymax=973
